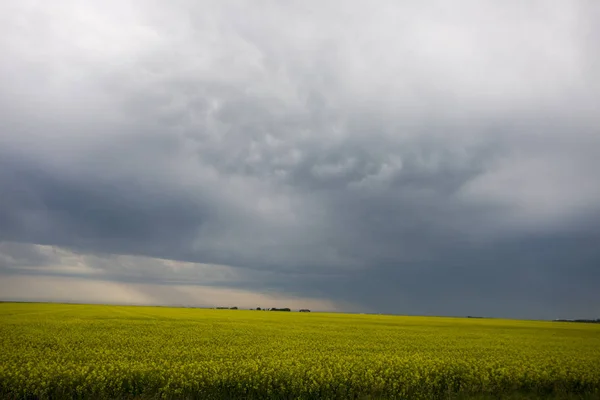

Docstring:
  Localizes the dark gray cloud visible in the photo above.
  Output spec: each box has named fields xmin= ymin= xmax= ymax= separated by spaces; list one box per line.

xmin=1 ymin=0 xmax=599 ymax=319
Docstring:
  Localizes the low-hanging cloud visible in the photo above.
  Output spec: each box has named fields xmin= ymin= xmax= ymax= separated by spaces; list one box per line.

xmin=1 ymin=0 xmax=599 ymax=319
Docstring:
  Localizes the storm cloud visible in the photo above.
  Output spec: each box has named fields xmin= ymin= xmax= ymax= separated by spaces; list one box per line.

xmin=1 ymin=0 xmax=599 ymax=319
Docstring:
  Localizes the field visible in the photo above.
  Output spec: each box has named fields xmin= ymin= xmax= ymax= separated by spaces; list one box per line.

xmin=1 ymin=303 xmax=599 ymax=399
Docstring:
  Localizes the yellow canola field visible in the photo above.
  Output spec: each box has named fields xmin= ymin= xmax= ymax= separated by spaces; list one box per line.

xmin=1 ymin=303 xmax=599 ymax=399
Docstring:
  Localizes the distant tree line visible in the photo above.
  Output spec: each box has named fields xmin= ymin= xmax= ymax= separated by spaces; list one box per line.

xmin=213 ymin=307 xmax=311 ymax=312
xmin=554 ymin=319 xmax=600 ymax=324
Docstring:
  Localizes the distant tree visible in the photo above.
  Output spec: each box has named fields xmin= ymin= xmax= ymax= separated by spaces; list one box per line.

xmin=256 ymin=307 xmax=261 ymax=311
xmin=230 ymin=307 xmax=238 ymax=310
xmin=299 ymin=309 xmax=310 ymax=312
xmin=270 ymin=307 xmax=291 ymax=312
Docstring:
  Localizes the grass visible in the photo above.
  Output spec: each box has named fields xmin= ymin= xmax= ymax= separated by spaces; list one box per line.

xmin=1 ymin=302 xmax=599 ymax=399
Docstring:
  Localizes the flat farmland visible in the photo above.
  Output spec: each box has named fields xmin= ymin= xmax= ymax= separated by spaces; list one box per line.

xmin=0 ymin=303 xmax=599 ymax=399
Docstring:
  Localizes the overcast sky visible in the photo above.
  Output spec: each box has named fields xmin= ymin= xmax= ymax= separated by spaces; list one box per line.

xmin=1 ymin=0 xmax=599 ymax=319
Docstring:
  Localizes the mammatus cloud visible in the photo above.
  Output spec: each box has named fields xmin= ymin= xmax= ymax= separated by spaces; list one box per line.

xmin=0 ymin=0 xmax=599 ymax=319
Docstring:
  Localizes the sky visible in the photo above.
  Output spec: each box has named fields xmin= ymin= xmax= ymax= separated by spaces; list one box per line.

xmin=1 ymin=0 xmax=599 ymax=319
